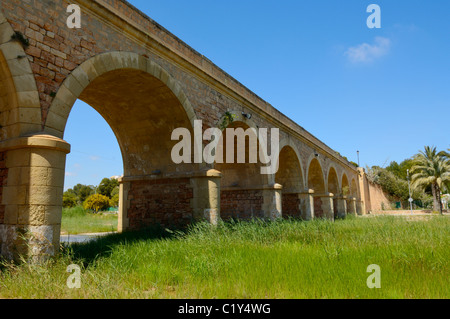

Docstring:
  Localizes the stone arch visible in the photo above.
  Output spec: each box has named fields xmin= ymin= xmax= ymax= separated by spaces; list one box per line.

xmin=341 ymin=173 xmax=350 ymax=196
xmin=44 ymin=51 xmax=197 ymax=138
xmin=276 ymin=138 xmax=305 ymax=188
xmin=0 ymin=11 xmax=41 ymax=139
xmin=351 ymin=178 xmax=358 ymax=198
xmin=327 ymin=166 xmax=340 ymax=219
xmin=307 ymin=157 xmax=325 ymax=194
xmin=327 ymin=166 xmax=340 ymax=195
xmin=275 ymin=142 xmax=304 ymax=218
xmin=44 ymin=52 xmax=198 ymax=176
xmin=213 ymin=110 xmax=272 ymax=176
xmin=307 ymin=157 xmax=327 ymax=218
xmin=44 ymin=51 xmax=204 ymax=232
xmin=215 ymin=119 xmax=272 ymax=220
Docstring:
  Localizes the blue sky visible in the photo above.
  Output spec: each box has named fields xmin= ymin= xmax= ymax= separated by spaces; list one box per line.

xmin=63 ymin=0 xmax=450 ymax=190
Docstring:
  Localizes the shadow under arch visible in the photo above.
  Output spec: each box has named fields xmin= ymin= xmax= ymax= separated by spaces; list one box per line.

xmin=341 ymin=173 xmax=350 ymax=197
xmin=275 ymin=143 xmax=304 ymax=218
xmin=307 ymin=157 xmax=326 ymax=218
xmin=327 ymin=165 xmax=340 ymax=218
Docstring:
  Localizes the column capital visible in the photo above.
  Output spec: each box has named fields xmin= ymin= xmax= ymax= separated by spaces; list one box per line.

xmin=0 ymin=133 xmax=70 ymax=154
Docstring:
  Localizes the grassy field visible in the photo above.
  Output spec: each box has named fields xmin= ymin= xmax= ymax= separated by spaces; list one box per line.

xmin=0 ymin=215 xmax=448 ymax=299
xmin=61 ymin=206 xmax=118 ymax=235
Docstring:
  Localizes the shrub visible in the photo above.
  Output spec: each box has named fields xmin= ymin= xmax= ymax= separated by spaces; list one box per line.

xmin=63 ymin=192 xmax=78 ymax=208
xmin=83 ymin=194 xmax=111 ymax=213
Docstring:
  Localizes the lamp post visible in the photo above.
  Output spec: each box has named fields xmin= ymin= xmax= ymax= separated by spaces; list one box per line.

xmin=357 ymin=150 xmax=360 ymax=167
xmin=407 ymin=169 xmax=413 ymax=215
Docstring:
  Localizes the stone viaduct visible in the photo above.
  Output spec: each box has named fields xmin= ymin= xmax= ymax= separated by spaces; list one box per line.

xmin=0 ymin=0 xmax=367 ymax=261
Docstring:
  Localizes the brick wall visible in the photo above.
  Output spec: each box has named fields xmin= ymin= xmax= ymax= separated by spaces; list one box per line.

xmin=127 ymin=178 xmax=193 ymax=230
xmin=281 ymin=193 xmax=301 ymax=218
xmin=314 ymin=197 xmax=324 ymax=218
xmin=220 ymin=189 xmax=264 ymax=220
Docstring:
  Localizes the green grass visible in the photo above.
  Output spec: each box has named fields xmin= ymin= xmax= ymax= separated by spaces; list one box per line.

xmin=0 ymin=215 xmax=448 ymax=299
xmin=61 ymin=206 xmax=118 ymax=234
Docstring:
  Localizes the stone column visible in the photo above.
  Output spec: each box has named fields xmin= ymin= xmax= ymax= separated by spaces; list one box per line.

xmin=335 ymin=196 xmax=348 ymax=219
xmin=357 ymin=200 xmax=366 ymax=216
xmin=117 ymin=178 xmax=130 ymax=232
xmin=0 ymin=134 xmax=70 ymax=262
xmin=190 ymin=169 xmax=221 ymax=225
xmin=298 ymin=189 xmax=315 ymax=220
xmin=347 ymin=197 xmax=357 ymax=216
xmin=319 ymin=193 xmax=335 ymax=221
xmin=262 ymin=183 xmax=283 ymax=220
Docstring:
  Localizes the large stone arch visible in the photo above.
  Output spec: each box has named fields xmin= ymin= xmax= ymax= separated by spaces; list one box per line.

xmin=50 ymin=52 xmax=206 ymax=229
xmin=327 ymin=166 xmax=341 ymax=219
xmin=0 ymin=11 xmax=41 ymax=139
xmin=44 ymin=51 xmax=197 ymax=138
xmin=307 ymin=156 xmax=335 ymax=219
xmin=350 ymin=178 xmax=359 ymax=200
xmin=307 ymin=157 xmax=325 ymax=194
xmin=327 ymin=165 xmax=340 ymax=195
xmin=214 ymin=116 xmax=278 ymax=220
xmin=341 ymin=173 xmax=350 ymax=196
xmin=275 ymin=141 xmax=304 ymax=218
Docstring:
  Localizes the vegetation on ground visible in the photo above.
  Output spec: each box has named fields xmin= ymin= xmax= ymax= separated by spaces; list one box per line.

xmin=61 ymin=206 xmax=118 ymax=235
xmin=1 ymin=216 xmax=448 ymax=299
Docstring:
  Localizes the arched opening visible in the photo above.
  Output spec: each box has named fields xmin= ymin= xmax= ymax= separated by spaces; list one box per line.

xmin=307 ymin=158 xmax=326 ymax=218
xmin=0 ymin=51 xmax=18 ymax=141
xmin=215 ymin=120 xmax=268 ymax=220
xmin=0 ymin=51 xmax=15 ymax=228
xmin=351 ymin=179 xmax=358 ymax=198
xmin=327 ymin=167 xmax=339 ymax=218
xmin=342 ymin=174 xmax=350 ymax=197
xmin=62 ymin=100 xmax=123 ymax=233
xmin=52 ymin=62 xmax=199 ymax=233
xmin=275 ymin=145 xmax=303 ymax=218
xmin=79 ymin=68 xmax=196 ymax=229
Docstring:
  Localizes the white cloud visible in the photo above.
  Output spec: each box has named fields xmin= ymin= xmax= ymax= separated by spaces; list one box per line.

xmin=345 ymin=37 xmax=391 ymax=63
xmin=89 ymin=155 xmax=100 ymax=161
xmin=65 ymin=172 xmax=77 ymax=177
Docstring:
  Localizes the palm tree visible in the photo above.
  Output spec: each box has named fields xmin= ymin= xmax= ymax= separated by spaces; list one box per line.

xmin=410 ymin=146 xmax=450 ymax=214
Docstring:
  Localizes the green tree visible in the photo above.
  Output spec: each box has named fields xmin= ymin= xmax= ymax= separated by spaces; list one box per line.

xmin=386 ymin=159 xmax=414 ymax=180
xmin=62 ymin=191 xmax=78 ymax=208
xmin=83 ymin=194 xmax=111 ymax=213
xmin=410 ymin=146 xmax=450 ymax=214
xmin=109 ymin=194 xmax=119 ymax=208
xmin=70 ymin=184 xmax=95 ymax=204
xmin=98 ymin=178 xmax=119 ymax=199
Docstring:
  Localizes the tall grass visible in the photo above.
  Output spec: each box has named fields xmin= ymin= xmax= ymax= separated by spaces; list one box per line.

xmin=0 ymin=216 xmax=448 ymax=299
xmin=61 ymin=206 xmax=118 ymax=234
